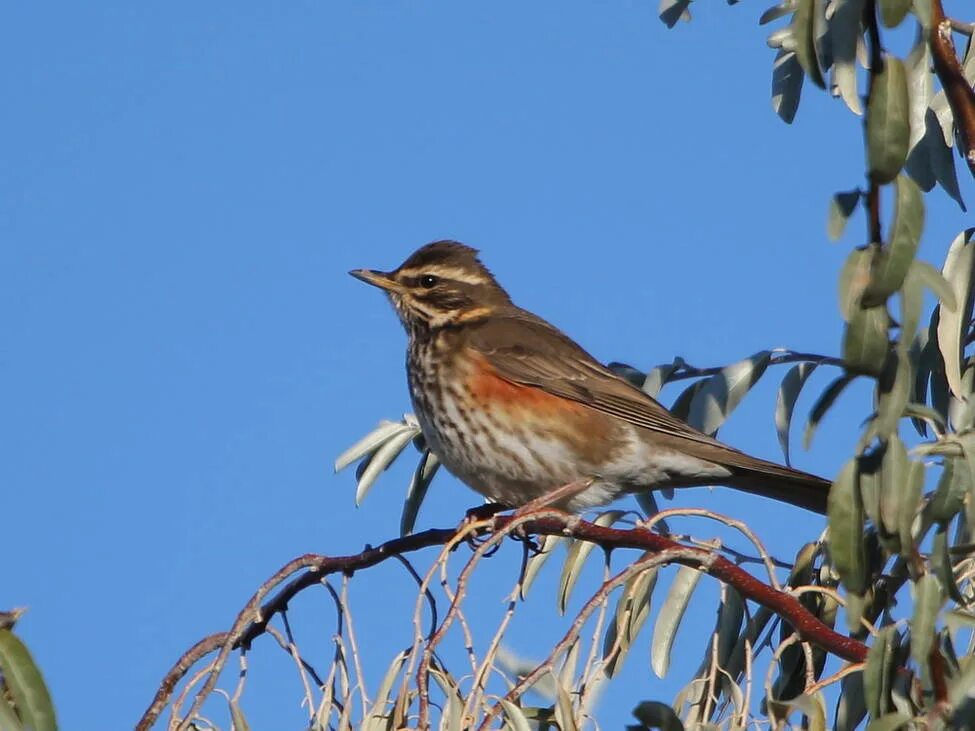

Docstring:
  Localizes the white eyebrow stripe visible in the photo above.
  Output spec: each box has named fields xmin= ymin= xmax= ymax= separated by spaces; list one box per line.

xmin=398 ymin=267 xmax=490 ymax=285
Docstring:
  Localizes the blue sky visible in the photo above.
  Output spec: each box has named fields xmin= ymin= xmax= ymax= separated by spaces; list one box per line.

xmin=3 ymin=2 xmax=971 ymax=729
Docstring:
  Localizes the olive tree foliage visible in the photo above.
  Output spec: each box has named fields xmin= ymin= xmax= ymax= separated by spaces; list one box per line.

xmin=123 ymin=2 xmax=975 ymax=730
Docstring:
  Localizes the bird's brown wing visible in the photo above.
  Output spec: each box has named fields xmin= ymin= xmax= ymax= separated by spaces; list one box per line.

xmin=466 ymin=310 xmax=830 ymax=495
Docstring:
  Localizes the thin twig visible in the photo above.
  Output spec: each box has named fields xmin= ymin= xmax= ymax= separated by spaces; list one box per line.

xmin=417 ymin=514 xmax=536 ymax=728
xmin=802 ymin=661 xmax=865 ymax=696
xmin=339 ymin=573 xmax=370 ymax=719
xmin=138 ymin=512 xmax=870 ymax=730
xmin=643 ymin=507 xmax=784 ymax=589
xmin=267 ymin=622 xmax=316 ymax=717
xmin=577 ymin=553 xmax=613 ymax=712
xmin=477 ymin=547 xmax=706 ymax=731
xmin=610 ymin=350 xmax=843 ymax=387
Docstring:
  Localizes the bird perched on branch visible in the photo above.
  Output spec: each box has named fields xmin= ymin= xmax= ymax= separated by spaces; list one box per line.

xmin=351 ymin=241 xmax=830 ymax=514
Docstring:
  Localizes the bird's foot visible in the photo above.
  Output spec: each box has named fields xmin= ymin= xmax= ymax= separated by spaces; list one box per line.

xmin=460 ymin=502 xmax=510 ymax=553
xmin=464 ymin=502 xmax=510 ymax=523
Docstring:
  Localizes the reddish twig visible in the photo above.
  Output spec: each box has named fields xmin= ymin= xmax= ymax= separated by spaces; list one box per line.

xmin=136 ymin=513 xmax=868 ymax=731
xmin=931 ymin=0 xmax=975 ymax=177
xmin=515 ymin=515 xmax=868 ymax=664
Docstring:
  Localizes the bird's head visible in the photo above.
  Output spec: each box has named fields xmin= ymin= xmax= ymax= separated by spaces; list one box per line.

xmin=351 ymin=241 xmax=512 ymax=331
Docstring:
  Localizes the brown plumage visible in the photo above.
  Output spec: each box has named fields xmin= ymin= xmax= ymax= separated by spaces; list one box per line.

xmin=351 ymin=241 xmax=831 ymax=513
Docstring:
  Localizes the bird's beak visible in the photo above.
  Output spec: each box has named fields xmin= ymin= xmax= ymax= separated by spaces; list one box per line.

xmin=349 ymin=269 xmax=402 ymax=293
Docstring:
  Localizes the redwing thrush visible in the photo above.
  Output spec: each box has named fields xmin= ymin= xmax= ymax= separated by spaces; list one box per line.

xmin=351 ymin=241 xmax=830 ymax=513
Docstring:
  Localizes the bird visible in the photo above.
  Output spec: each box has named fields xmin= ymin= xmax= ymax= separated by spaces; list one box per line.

xmin=350 ymin=241 xmax=831 ymax=514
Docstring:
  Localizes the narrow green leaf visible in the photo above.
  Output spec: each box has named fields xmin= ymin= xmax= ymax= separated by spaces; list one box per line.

xmin=772 ymin=50 xmax=805 ymax=124
xmin=603 ymin=559 xmax=658 ymax=678
xmin=669 ymin=379 xmax=706 ymax=422
xmin=911 ymin=259 xmax=958 ymax=312
xmin=366 ymin=650 xmax=408 ymax=724
xmin=923 ymin=108 xmax=967 ymax=210
xmin=715 ymin=587 xmax=745 ymax=668
xmin=400 ymin=450 xmax=440 ymax=536
xmin=0 ymin=630 xmax=57 ymax=731
xmin=910 ymin=574 xmax=943 ymax=672
xmin=687 ymin=351 xmax=772 ymax=435
xmin=776 ymin=362 xmax=818 ymax=465
xmin=761 ymin=0 xmax=797 ymax=24
xmin=936 ymin=229 xmax=975 ymax=399
xmin=867 ymin=56 xmax=911 ymax=183
xmin=910 ymin=328 xmax=933 ymax=437
xmin=928 ymin=457 xmax=968 ymax=524
xmin=658 ymin=0 xmax=691 ymax=28
xmin=609 ymin=361 xmax=649 ymax=389
xmin=897 ymin=459 xmax=924 ymax=553
xmin=804 ymin=373 xmax=857 ymax=450
xmin=520 ymin=534 xmax=566 ymax=599
xmin=843 ymin=304 xmax=890 ymax=375
xmin=335 ymin=420 xmax=416 ymax=472
xmin=862 ymin=175 xmax=924 ymax=306
xmin=829 ymin=0 xmax=865 ymax=114
xmin=558 ymin=511 xmax=624 ymax=613
xmin=932 ymin=525 xmax=966 ymax=605
xmin=559 ymin=638 xmax=580 ymax=690
xmin=651 ymin=566 xmax=703 ymax=678
xmin=792 ymin=0 xmax=826 ymax=87
xmin=859 ymin=449 xmax=882 ymax=527
xmin=875 ymin=351 xmax=912 ymax=438
xmin=835 ymin=670 xmax=868 ymax=731
xmin=828 ymin=190 xmax=861 ymax=241
xmin=957 ymin=432 xmax=975 ymax=507
xmin=879 ymin=434 xmax=908 ymax=542
xmin=355 ymin=428 xmax=417 ymax=506
xmin=828 ymin=459 xmax=867 ymax=594
xmin=950 ymin=368 xmax=975 ymax=431
xmin=845 ymin=592 xmax=866 ymax=636
xmin=839 ymin=247 xmax=873 ymax=320
xmin=553 ymin=678 xmax=578 ymax=731
xmin=905 ymin=30 xmax=940 ymax=191
xmin=898 ymin=265 xmax=924 ymax=355
xmin=499 ymin=700 xmax=533 ymax=731
xmin=642 ymin=359 xmax=684 ymax=399
xmin=428 ymin=666 xmax=464 ymax=731
xmin=864 ymin=625 xmax=897 ymax=717
xmin=778 ymin=693 xmax=826 ymax=731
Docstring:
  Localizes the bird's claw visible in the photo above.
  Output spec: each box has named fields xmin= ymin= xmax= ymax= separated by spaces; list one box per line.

xmin=464 ymin=503 xmax=510 ymax=522
xmin=459 ymin=502 xmax=509 ymax=553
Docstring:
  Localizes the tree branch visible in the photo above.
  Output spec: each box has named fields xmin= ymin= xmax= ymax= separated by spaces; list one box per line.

xmin=608 ymin=350 xmax=844 ymax=386
xmin=136 ymin=513 xmax=868 ymax=731
xmin=931 ymin=0 xmax=975 ymax=177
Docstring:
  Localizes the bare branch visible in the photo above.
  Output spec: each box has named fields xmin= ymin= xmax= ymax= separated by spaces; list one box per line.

xmin=137 ymin=512 xmax=869 ymax=730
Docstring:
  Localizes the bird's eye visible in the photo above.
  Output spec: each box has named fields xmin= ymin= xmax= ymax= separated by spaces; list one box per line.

xmin=420 ymin=274 xmax=439 ymax=289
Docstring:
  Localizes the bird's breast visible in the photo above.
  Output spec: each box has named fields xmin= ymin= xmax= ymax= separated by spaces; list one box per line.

xmin=405 ymin=342 xmax=632 ymax=503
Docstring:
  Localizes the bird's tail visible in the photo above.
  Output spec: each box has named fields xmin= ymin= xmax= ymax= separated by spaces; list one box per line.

xmin=728 ymin=461 xmax=832 ymax=514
